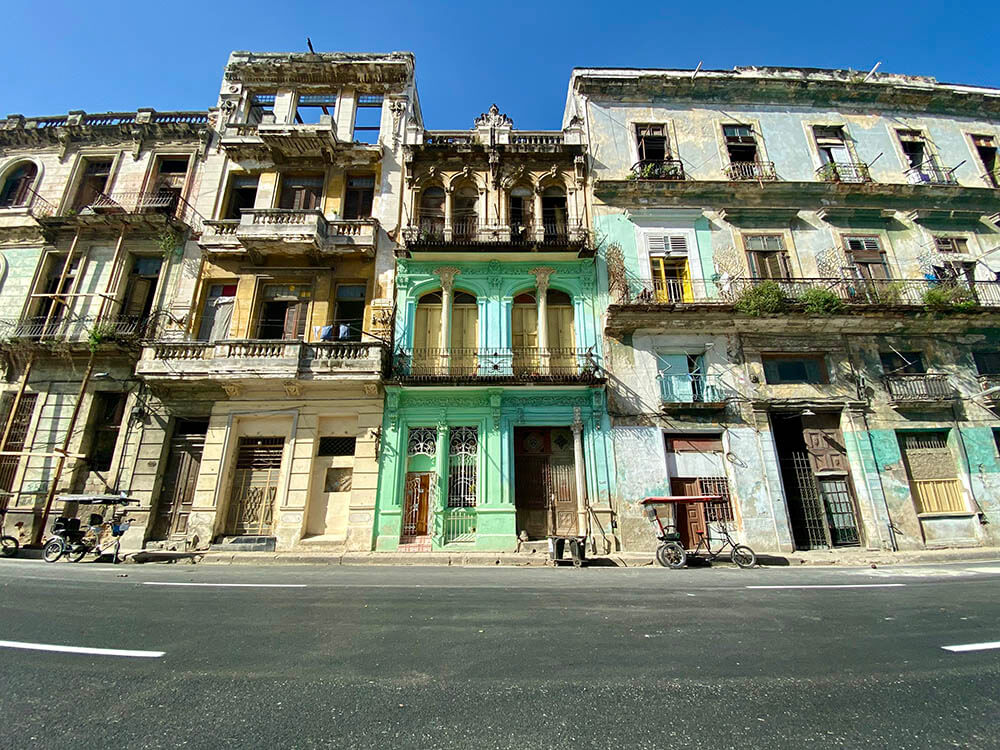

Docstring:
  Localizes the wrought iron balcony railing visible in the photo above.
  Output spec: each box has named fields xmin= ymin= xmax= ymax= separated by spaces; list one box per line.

xmin=0 ymin=315 xmax=150 ymax=344
xmin=815 ymin=162 xmax=871 ymax=183
xmin=392 ymin=347 xmax=601 ymax=382
xmin=724 ymin=161 xmax=778 ymax=181
xmin=403 ymin=218 xmax=589 ymax=250
xmin=884 ymin=374 xmax=954 ymax=403
xmin=659 ymin=373 xmax=727 ymax=405
xmin=904 ymin=164 xmax=958 ymax=185
xmin=629 ymin=159 xmax=686 ymax=181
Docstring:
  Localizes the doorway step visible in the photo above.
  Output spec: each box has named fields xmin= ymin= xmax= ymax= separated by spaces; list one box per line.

xmin=398 ymin=535 xmax=432 ymax=552
xmin=210 ymin=535 xmax=276 ymax=552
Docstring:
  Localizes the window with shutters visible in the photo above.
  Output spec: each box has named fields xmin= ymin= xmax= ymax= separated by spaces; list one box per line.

xmin=224 ymin=175 xmax=259 ymax=220
xmin=353 ymin=94 xmax=383 ymax=144
xmin=635 ymin=124 xmax=669 ymax=161
xmin=32 ymin=252 xmax=81 ymax=322
xmin=343 ymin=174 xmax=375 ymax=219
xmin=0 ymin=162 xmax=38 ymax=208
xmin=814 ymin=126 xmax=851 ymax=164
xmin=880 ymin=351 xmax=925 ymax=374
xmin=762 ymin=354 xmax=828 ymax=384
xmin=121 ymin=256 xmax=162 ymax=323
xmin=898 ymin=431 xmax=964 ymax=514
xmin=256 ymin=283 xmax=312 ymax=340
xmin=647 ymin=234 xmax=691 ymax=303
xmin=843 ymin=236 xmax=890 ymax=280
xmin=973 ymin=351 xmax=1000 ymax=376
xmin=744 ymin=234 xmax=790 ymax=279
xmin=723 ymin=124 xmax=758 ymax=163
xmin=279 ymin=173 xmax=323 ymax=211
xmin=934 ymin=236 xmax=969 ymax=254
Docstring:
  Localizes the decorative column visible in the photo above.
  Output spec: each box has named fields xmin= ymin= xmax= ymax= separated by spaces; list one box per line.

xmin=533 ymin=186 xmax=544 ymax=242
xmin=571 ymin=408 xmax=589 ymax=539
xmin=531 ymin=267 xmax=554 ymax=375
xmin=433 ymin=420 xmax=450 ymax=547
xmin=435 ymin=267 xmax=460 ymax=374
xmin=443 ymin=186 xmax=454 ymax=242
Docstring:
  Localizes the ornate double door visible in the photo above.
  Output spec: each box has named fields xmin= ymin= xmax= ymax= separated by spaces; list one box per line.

xmin=514 ymin=427 xmax=577 ymax=539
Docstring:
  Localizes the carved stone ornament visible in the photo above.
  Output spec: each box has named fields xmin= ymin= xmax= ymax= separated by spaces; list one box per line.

xmin=531 ymin=267 xmax=555 ymax=293
xmin=283 ymin=381 xmax=302 ymax=397
xmin=434 ymin=266 xmax=461 ymax=291
xmin=572 ymin=407 xmax=584 ymax=434
xmin=388 ymin=99 xmax=406 ymax=148
xmin=474 ymin=104 xmax=514 ymax=129
xmin=222 ymin=383 xmax=242 ymax=398
xmin=363 ymin=383 xmax=379 ymax=397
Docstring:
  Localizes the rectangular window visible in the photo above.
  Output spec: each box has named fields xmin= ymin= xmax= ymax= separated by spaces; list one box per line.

xmin=224 ymin=175 xmax=258 ymax=220
xmin=88 ymin=392 xmax=126 ymax=472
xmin=73 ymin=159 xmax=113 ymax=210
xmin=154 ymin=156 xmax=189 ymax=191
xmin=898 ymin=431 xmax=964 ymax=514
xmin=278 ymin=174 xmax=323 ymax=211
xmin=972 ymin=134 xmax=998 ymax=187
xmin=257 ymin=283 xmax=312 ymax=340
xmin=353 ymin=95 xmax=383 ymax=144
xmin=196 ymin=282 xmax=237 ymax=341
xmin=121 ymin=256 xmax=163 ymax=322
xmin=744 ymin=234 xmax=790 ymax=279
xmin=762 ymin=354 xmax=828 ymax=384
xmin=342 ymin=174 xmax=375 ymax=219
xmin=325 ymin=283 xmax=366 ymax=342
xmin=844 ymin=236 xmax=889 ymax=280
xmin=0 ymin=392 xmax=38 ymax=505
xmin=294 ymin=93 xmax=336 ymax=125
xmin=635 ymin=124 xmax=668 ymax=162
xmin=249 ymin=94 xmax=276 ymax=122
xmin=664 ymin=434 xmax=724 ymax=453
xmin=33 ymin=253 xmax=81 ymax=324
xmin=897 ymin=129 xmax=929 ymax=169
xmin=934 ymin=236 xmax=969 ymax=254
xmin=317 ymin=436 xmax=356 ymax=457
xmin=973 ymin=351 xmax=1000 ymax=375
xmin=723 ymin=124 xmax=758 ymax=163
xmin=880 ymin=351 xmax=926 ymax=374
xmin=814 ymin=126 xmax=850 ymax=164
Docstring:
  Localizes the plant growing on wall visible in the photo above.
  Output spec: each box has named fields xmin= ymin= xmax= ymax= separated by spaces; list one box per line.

xmin=87 ymin=320 xmax=118 ymax=354
xmin=734 ymin=280 xmax=787 ymax=316
xmin=157 ymin=229 xmax=182 ymax=259
xmin=799 ymin=287 xmax=845 ymax=315
xmin=878 ymin=281 xmax=907 ymax=305
xmin=922 ymin=284 xmax=978 ymax=313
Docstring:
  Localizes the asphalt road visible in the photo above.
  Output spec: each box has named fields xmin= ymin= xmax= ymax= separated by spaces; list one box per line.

xmin=1 ymin=558 xmax=998 ymax=749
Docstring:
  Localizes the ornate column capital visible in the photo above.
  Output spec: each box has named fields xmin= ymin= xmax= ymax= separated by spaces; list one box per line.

xmin=530 ymin=267 xmax=555 ymax=294
xmin=434 ymin=266 xmax=461 ymax=292
xmin=571 ymin=406 xmax=584 ymax=435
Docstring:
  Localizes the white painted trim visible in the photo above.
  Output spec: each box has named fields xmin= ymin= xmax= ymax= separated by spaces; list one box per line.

xmin=633 ymin=225 xmax=701 ymax=284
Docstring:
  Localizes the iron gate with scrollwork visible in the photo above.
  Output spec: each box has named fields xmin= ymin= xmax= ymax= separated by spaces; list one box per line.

xmin=226 ymin=437 xmax=284 ymax=536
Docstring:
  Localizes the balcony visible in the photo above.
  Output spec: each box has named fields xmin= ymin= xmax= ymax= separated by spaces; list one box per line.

xmin=201 ymin=210 xmax=378 ymax=259
xmin=0 ymin=315 xmax=149 ymax=349
xmin=725 ymin=161 xmax=778 ymax=181
xmin=400 ymin=218 xmax=590 ymax=255
xmin=815 ymin=162 xmax=871 ymax=184
xmin=659 ymin=373 xmax=729 ymax=410
xmin=136 ymin=339 xmax=386 ymax=382
xmin=220 ymin=118 xmax=380 ymax=162
xmin=391 ymin=348 xmax=602 ymax=384
xmin=905 ymin=164 xmax=958 ymax=186
xmin=884 ymin=374 xmax=955 ymax=406
xmin=628 ymin=159 xmax=686 ymax=181
xmin=37 ymin=189 xmax=196 ymax=233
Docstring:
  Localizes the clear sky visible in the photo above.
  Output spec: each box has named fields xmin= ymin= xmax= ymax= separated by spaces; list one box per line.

xmin=4 ymin=0 xmax=994 ymax=130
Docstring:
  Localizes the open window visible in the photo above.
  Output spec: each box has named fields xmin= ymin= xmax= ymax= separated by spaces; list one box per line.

xmin=248 ymin=94 xmax=276 ymax=124
xmin=844 ymin=236 xmax=890 ymax=280
xmin=934 ymin=236 xmax=969 ymax=254
xmin=224 ymin=175 xmax=259 ymax=220
xmin=418 ymin=186 xmax=445 ymax=238
xmin=509 ymin=185 xmax=533 ymax=238
xmin=294 ymin=93 xmax=336 ymax=125
xmin=541 ymin=186 xmax=567 ymax=241
xmin=815 ymin=126 xmax=850 ymax=165
xmin=0 ymin=162 xmax=38 ymax=208
xmin=353 ymin=94 xmax=383 ymax=144
xmin=897 ymin=130 xmax=948 ymax=183
xmin=332 ymin=284 xmax=366 ymax=341
xmin=635 ymin=124 xmax=668 ymax=161
xmin=762 ymin=354 xmax=828 ymax=384
xmin=343 ymin=174 xmax=374 ymax=219
xmin=973 ymin=351 xmax=1000 ymax=376
xmin=279 ymin=174 xmax=323 ymax=211
xmin=972 ymin=135 xmax=998 ymax=187
xmin=452 ymin=185 xmax=478 ymax=240
xmin=744 ymin=234 xmax=790 ymax=279
xmin=87 ymin=392 xmax=127 ymax=473
xmin=648 ymin=234 xmax=691 ymax=302
xmin=196 ymin=283 xmax=237 ymax=341
xmin=121 ymin=256 xmax=162 ymax=326
xmin=73 ymin=159 xmax=113 ymax=210
xmin=32 ymin=253 xmax=81 ymax=327
xmin=880 ymin=350 xmax=925 ymax=374
xmin=723 ymin=124 xmax=758 ymax=163
xmin=256 ymin=284 xmax=311 ymax=340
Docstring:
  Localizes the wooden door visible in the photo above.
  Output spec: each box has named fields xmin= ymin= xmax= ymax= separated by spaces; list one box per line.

xmin=801 ymin=414 xmax=851 ymax=474
xmin=546 ymin=304 xmax=576 ymax=373
xmin=450 ymin=303 xmax=478 ymax=376
xmin=549 ymin=427 xmax=578 ymax=536
xmin=671 ymin=477 xmax=704 ymax=550
xmin=402 ymin=472 xmax=432 ymax=536
xmin=512 ymin=303 xmax=538 ymax=374
xmin=899 ymin=432 xmax=964 ymax=513
xmin=152 ymin=430 xmax=204 ymax=540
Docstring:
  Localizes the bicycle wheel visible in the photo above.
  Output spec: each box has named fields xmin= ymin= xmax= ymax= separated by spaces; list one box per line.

xmin=66 ymin=545 xmax=89 ymax=563
xmin=655 ymin=542 xmax=687 ymax=569
xmin=731 ymin=544 xmax=757 ymax=569
xmin=43 ymin=538 xmax=66 ymax=563
xmin=1 ymin=535 xmax=18 ymax=558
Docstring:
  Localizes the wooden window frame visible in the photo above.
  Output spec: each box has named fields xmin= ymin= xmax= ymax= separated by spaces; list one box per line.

xmin=761 ymin=353 xmax=829 ymax=385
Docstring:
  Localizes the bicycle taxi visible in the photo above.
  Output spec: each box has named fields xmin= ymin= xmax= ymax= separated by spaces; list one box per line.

xmin=641 ymin=495 xmax=756 ymax=569
xmin=43 ymin=493 xmax=136 ymax=563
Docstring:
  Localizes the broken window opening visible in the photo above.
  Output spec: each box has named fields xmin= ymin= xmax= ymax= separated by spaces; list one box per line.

xmin=973 ymin=351 xmax=1000 ymax=376
xmin=972 ymin=135 xmax=998 ymax=187
xmin=814 ymin=126 xmax=850 ymax=164
xmin=880 ymin=350 xmax=926 ymax=375
xmin=723 ymin=124 xmax=758 ymax=163
xmin=635 ymin=124 xmax=668 ymax=162
xmin=73 ymin=159 xmax=113 ymax=211
xmin=0 ymin=162 xmax=38 ymax=208
xmin=294 ymin=93 xmax=337 ymax=125
xmin=224 ymin=175 xmax=259 ymax=220
xmin=762 ymin=354 xmax=828 ymax=384
xmin=121 ymin=256 xmax=163 ymax=325
xmin=934 ymin=236 xmax=969 ymax=254
xmin=343 ymin=174 xmax=375 ymax=220
xmin=353 ymin=95 xmax=383 ymax=144
xmin=249 ymin=94 xmax=276 ymax=124
xmin=88 ymin=392 xmax=127 ymax=473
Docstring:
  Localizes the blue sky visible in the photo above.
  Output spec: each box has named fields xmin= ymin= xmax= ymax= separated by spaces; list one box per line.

xmin=4 ymin=1 xmax=994 ymax=130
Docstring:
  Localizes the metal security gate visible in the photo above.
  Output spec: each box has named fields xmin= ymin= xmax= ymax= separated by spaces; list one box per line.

xmin=402 ymin=472 xmax=432 ymax=537
xmin=514 ymin=427 xmax=578 ymax=539
xmin=819 ymin=477 xmax=860 ymax=546
xmin=785 ymin=452 xmax=860 ymax=549
xmin=445 ymin=427 xmax=478 ymax=543
xmin=0 ymin=393 xmax=37 ymax=510
xmin=226 ymin=437 xmax=284 ymax=536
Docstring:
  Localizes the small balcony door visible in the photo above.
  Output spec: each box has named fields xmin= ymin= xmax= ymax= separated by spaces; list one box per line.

xmin=650 ymin=256 xmax=692 ymax=302
xmin=196 ymin=283 xmax=237 ymax=342
xmin=451 ymin=293 xmax=479 ymax=375
xmin=512 ymin=294 xmax=539 ymax=374
xmin=278 ymin=174 xmax=323 ymax=211
xmin=256 ymin=284 xmax=311 ymax=340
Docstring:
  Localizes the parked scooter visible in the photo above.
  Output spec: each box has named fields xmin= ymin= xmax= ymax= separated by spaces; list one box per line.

xmin=43 ymin=498 xmax=133 ymax=563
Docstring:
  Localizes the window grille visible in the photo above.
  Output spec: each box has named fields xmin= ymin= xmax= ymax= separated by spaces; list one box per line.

xmin=407 ymin=427 xmax=436 ymax=456
xmin=899 ymin=432 xmax=949 ymax=451
xmin=698 ymin=477 xmax=734 ymax=523
xmin=317 ymin=436 xmax=356 ymax=457
xmin=447 ymin=426 xmax=478 ymax=507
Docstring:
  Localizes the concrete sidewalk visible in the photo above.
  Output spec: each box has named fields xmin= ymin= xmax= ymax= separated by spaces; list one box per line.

xmin=129 ymin=544 xmax=1000 ymax=568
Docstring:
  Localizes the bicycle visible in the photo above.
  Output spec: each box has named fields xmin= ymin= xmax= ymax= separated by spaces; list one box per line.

xmin=690 ymin=521 xmax=757 ymax=569
xmin=1 ymin=510 xmax=19 ymax=558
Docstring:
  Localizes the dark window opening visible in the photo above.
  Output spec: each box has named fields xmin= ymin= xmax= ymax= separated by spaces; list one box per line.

xmin=973 ymin=351 xmax=1000 ymax=375
xmin=880 ymin=351 xmax=926 ymax=375
xmin=122 ymin=256 xmax=162 ymax=323
xmin=0 ymin=163 xmax=38 ymax=208
xmin=845 ymin=236 xmax=889 ymax=280
xmin=935 ymin=236 xmax=969 ymax=254
xmin=89 ymin=392 xmax=126 ymax=472
xmin=35 ymin=254 xmax=81 ymax=322
xmin=73 ymin=160 xmax=113 ymax=210
xmin=723 ymin=124 xmax=757 ymax=162
xmin=897 ymin=130 xmax=928 ymax=169
xmin=973 ymin=135 xmax=998 ymax=187
xmin=541 ymin=187 xmax=567 ymax=240
xmin=279 ymin=174 xmax=323 ymax=211
xmin=353 ymin=95 xmax=383 ymax=144
xmin=762 ymin=354 xmax=828 ymax=384
xmin=509 ymin=186 xmax=533 ymax=236
xmin=418 ymin=186 xmax=445 ymax=237
xmin=257 ymin=284 xmax=311 ymax=340
xmin=452 ymin=186 xmax=478 ymax=239
xmin=249 ymin=94 xmax=276 ymax=123
xmin=294 ymin=94 xmax=336 ymax=125
xmin=317 ymin=436 xmax=356 ymax=457
xmin=225 ymin=176 xmax=258 ymax=220
xmin=332 ymin=284 xmax=366 ymax=342
xmin=343 ymin=174 xmax=375 ymax=219
xmin=635 ymin=124 xmax=668 ymax=161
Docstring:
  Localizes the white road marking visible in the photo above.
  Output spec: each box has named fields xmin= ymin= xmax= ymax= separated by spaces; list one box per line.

xmin=942 ymin=641 xmax=1000 ymax=653
xmin=141 ymin=582 xmax=307 ymax=588
xmin=0 ymin=640 xmax=164 ymax=658
xmin=746 ymin=584 xmax=907 ymax=589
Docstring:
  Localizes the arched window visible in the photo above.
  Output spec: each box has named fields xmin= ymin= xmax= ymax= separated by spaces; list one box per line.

xmin=511 ymin=288 xmax=576 ymax=374
xmin=452 ymin=185 xmax=478 ymax=241
xmin=418 ymin=187 xmax=445 ymax=239
xmin=509 ymin=185 xmax=533 ymax=241
xmin=0 ymin=163 xmax=38 ymax=208
xmin=541 ymin=186 xmax=567 ymax=242
xmin=412 ymin=289 xmax=479 ymax=376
